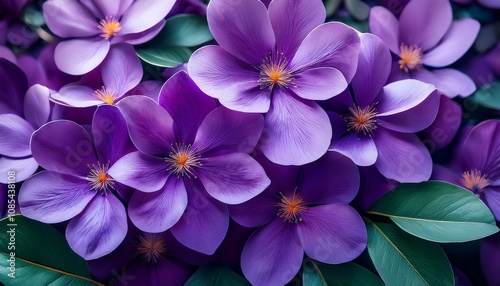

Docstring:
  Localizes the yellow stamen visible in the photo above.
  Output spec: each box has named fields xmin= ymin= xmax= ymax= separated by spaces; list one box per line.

xmin=94 ymin=87 xmax=116 ymax=105
xmin=258 ymin=51 xmax=294 ymax=90
xmin=164 ymin=143 xmax=202 ymax=178
xmin=398 ymin=44 xmax=422 ymax=72
xmin=276 ymin=191 xmax=307 ymax=223
xmin=137 ymin=234 xmax=166 ymax=263
xmin=98 ymin=16 xmax=121 ymax=40
xmin=461 ymin=170 xmax=490 ymax=193
xmin=346 ymin=105 xmax=378 ymax=135
xmin=86 ymin=161 xmax=114 ymax=195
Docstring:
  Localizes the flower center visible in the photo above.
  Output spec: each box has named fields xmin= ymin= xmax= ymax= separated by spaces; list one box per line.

xmin=165 ymin=143 xmax=202 ymax=178
xmin=346 ymin=105 xmax=378 ymax=135
xmin=461 ymin=170 xmax=491 ymax=194
xmin=137 ymin=234 xmax=166 ymax=263
xmin=94 ymin=87 xmax=117 ymax=105
xmin=98 ymin=16 xmax=121 ymax=40
xmin=258 ymin=52 xmax=294 ymax=90
xmin=276 ymin=191 xmax=307 ymax=223
xmin=86 ymin=161 xmax=115 ymax=195
xmin=398 ymin=44 xmax=422 ymax=72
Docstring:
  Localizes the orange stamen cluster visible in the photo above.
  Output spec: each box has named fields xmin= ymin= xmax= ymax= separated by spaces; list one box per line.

xmin=258 ymin=52 xmax=294 ymax=90
xmin=137 ymin=234 xmax=166 ymax=263
xmin=346 ymin=105 xmax=378 ymax=135
xmin=276 ymin=191 xmax=307 ymax=223
xmin=98 ymin=16 xmax=121 ymax=40
xmin=398 ymin=44 xmax=423 ymax=72
xmin=461 ymin=169 xmax=491 ymax=193
xmin=86 ymin=161 xmax=115 ymax=195
xmin=165 ymin=143 xmax=202 ymax=178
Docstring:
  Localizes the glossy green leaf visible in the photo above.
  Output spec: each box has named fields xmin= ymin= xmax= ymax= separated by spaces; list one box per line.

xmin=365 ymin=220 xmax=454 ymax=286
xmin=184 ymin=264 xmax=250 ymax=286
xmin=471 ymin=82 xmax=500 ymax=110
xmin=0 ymin=216 xmax=102 ymax=286
xmin=151 ymin=14 xmax=213 ymax=47
xmin=136 ymin=47 xmax=192 ymax=67
xmin=368 ymin=181 xmax=499 ymax=242
xmin=303 ymin=258 xmax=384 ymax=286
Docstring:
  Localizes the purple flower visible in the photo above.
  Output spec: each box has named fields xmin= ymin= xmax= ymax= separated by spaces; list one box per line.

xmin=43 ymin=0 xmax=175 ymax=75
xmin=0 ymin=59 xmax=52 ymax=183
xmin=369 ymin=0 xmax=480 ymax=98
xmin=19 ymin=105 xmax=135 ymax=259
xmin=109 ymin=71 xmax=270 ymax=254
xmin=453 ymin=0 xmax=500 ymax=8
xmin=51 ymin=43 xmax=142 ymax=107
xmin=229 ymin=151 xmax=366 ymax=286
xmin=88 ymin=224 xmax=204 ymax=285
xmin=352 ymin=166 xmax=398 ymax=212
xmin=188 ymin=0 xmax=360 ymax=165
xmin=481 ymin=233 xmax=500 ymax=285
xmin=325 ymin=34 xmax=439 ymax=182
xmin=433 ymin=120 xmax=500 ymax=220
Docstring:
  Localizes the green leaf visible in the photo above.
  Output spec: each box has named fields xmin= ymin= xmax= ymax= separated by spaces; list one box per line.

xmin=471 ymin=82 xmax=500 ymax=110
xmin=184 ymin=264 xmax=251 ymax=286
xmin=365 ymin=219 xmax=454 ymax=286
xmin=303 ymin=258 xmax=384 ymax=286
xmin=323 ymin=0 xmax=342 ymax=17
xmin=368 ymin=181 xmax=499 ymax=243
xmin=136 ymin=47 xmax=192 ymax=67
xmin=151 ymin=14 xmax=213 ymax=47
xmin=0 ymin=216 xmax=102 ymax=286
xmin=345 ymin=0 xmax=370 ymax=21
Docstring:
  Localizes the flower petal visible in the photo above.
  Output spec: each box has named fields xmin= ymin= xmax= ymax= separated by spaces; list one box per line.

xmin=378 ymin=87 xmax=440 ymax=133
xmin=117 ymin=96 xmax=175 ymax=156
xmin=268 ymin=0 xmax=325 ymax=57
xmin=193 ymin=107 xmax=264 ymax=156
xmin=373 ymin=130 xmax=432 ymax=182
xmin=291 ymin=22 xmax=360 ymax=83
xmin=377 ymin=79 xmax=437 ymax=116
xmin=55 ymin=39 xmax=110 ymax=75
xmin=51 ymin=85 xmax=102 ymax=108
xmin=241 ymin=219 xmax=302 ymax=286
xmin=128 ymin=176 xmax=187 ymax=232
xmin=108 ymin=151 xmax=168 ymax=193
xmin=207 ymin=0 xmax=275 ymax=65
xmin=159 ymin=71 xmax=217 ymax=144
xmin=298 ymin=204 xmax=367 ymax=264
xmin=483 ymin=188 xmax=500 ymax=221
xmin=368 ymin=6 xmax=400 ymax=53
xmin=19 ymin=171 xmax=95 ymax=223
xmin=413 ymin=68 xmax=476 ymax=98
xmin=0 ymin=157 xmax=39 ymax=183
xmin=198 ymin=153 xmax=270 ymax=204
xmin=92 ymin=105 xmax=134 ymax=165
xmin=423 ymin=19 xmax=480 ymax=67
xmin=187 ymin=45 xmax=270 ymax=113
xmin=66 ymin=194 xmax=127 ymax=260
xmin=481 ymin=233 xmax=500 ymax=286
xmin=171 ymin=180 xmax=229 ymax=255
xmin=398 ymin=0 xmax=452 ymax=51
xmin=42 ymin=0 xmax=100 ymax=38
xmin=299 ymin=152 xmax=360 ymax=205
xmin=353 ymin=166 xmax=398 ymax=211
xmin=119 ymin=0 xmax=175 ymax=34
xmin=31 ymin=120 xmax=97 ymax=176
xmin=351 ymin=33 xmax=392 ymax=106
xmin=260 ymin=89 xmax=331 ymax=165
xmin=330 ymin=133 xmax=378 ymax=167
xmin=0 ymin=114 xmax=34 ymax=157
xmin=101 ymin=43 xmax=142 ymax=98
xmin=0 ymin=59 xmax=27 ymax=116
xmin=228 ymin=190 xmax=277 ymax=228
xmin=291 ymin=67 xmax=347 ymax=100
xmin=23 ymin=84 xmax=51 ymax=129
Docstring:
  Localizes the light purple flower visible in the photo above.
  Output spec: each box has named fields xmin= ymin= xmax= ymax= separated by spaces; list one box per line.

xmin=229 ymin=152 xmax=366 ymax=286
xmin=188 ymin=0 xmax=360 ymax=165
xmin=369 ymin=0 xmax=480 ymax=98
xmin=109 ymin=71 xmax=270 ymax=254
xmin=51 ymin=43 xmax=142 ymax=107
xmin=433 ymin=120 xmax=500 ymax=220
xmin=43 ymin=0 xmax=175 ymax=75
xmin=0 ymin=59 xmax=52 ymax=183
xmin=19 ymin=105 xmax=135 ymax=259
xmin=324 ymin=33 xmax=439 ymax=183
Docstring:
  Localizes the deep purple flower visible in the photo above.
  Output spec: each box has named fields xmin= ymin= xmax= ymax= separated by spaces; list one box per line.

xmin=169 ymin=0 xmax=207 ymax=16
xmin=433 ymin=120 xmax=500 ymax=220
xmin=51 ymin=43 xmax=142 ymax=107
xmin=0 ymin=59 xmax=52 ymax=183
xmin=43 ymin=0 xmax=175 ymax=75
xmin=229 ymin=152 xmax=366 ymax=286
xmin=188 ymin=0 xmax=360 ymax=165
xmin=325 ymin=33 xmax=439 ymax=182
xmin=453 ymin=0 xmax=500 ymax=8
xmin=19 ymin=105 xmax=135 ymax=259
xmin=481 ymin=233 xmax=500 ymax=285
xmin=109 ymin=71 xmax=270 ymax=254
xmin=352 ymin=166 xmax=398 ymax=212
xmin=88 ymin=224 xmax=204 ymax=286
xmin=369 ymin=0 xmax=480 ymax=98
